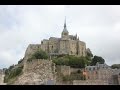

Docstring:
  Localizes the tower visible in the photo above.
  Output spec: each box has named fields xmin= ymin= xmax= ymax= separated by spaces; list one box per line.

xmin=61 ymin=17 xmax=69 ymax=39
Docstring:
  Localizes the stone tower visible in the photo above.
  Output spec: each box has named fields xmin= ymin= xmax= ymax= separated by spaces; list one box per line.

xmin=61 ymin=18 xmax=69 ymax=40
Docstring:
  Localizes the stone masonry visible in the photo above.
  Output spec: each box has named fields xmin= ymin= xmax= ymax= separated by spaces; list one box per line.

xmin=13 ymin=59 xmax=55 ymax=85
xmin=24 ymin=19 xmax=87 ymax=60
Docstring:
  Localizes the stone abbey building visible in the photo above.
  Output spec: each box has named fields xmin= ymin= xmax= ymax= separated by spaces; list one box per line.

xmin=25 ymin=19 xmax=87 ymax=59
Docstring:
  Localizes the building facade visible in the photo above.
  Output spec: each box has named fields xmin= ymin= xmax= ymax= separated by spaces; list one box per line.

xmin=84 ymin=63 xmax=120 ymax=85
xmin=25 ymin=19 xmax=87 ymax=58
xmin=85 ymin=63 xmax=113 ymax=82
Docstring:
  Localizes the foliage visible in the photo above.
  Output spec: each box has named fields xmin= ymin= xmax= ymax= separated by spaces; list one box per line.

xmin=9 ymin=65 xmax=14 ymax=70
xmin=5 ymin=65 xmax=15 ymax=75
xmin=90 ymin=55 xmax=105 ymax=66
xmin=53 ymin=55 xmax=92 ymax=68
xmin=111 ymin=64 xmax=120 ymax=69
xmin=18 ymin=59 xmax=23 ymax=64
xmin=4 ymin=66 xmax=23 ymax=83
xmin=27 ymin=50 xmax=48 ymax=62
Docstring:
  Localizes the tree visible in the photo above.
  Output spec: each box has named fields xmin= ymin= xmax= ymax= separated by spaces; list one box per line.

xmin=27 ymin=50 xmax=48 ymax=62
xmin=111 ymin=64 xmax=120 ymax=69
xmin=33 ymin=50 xmax=48 ymax=59
xmin=53 ymin=55 xmax=87 ymax=68
xmin=90 ymin=55 xmax=105 ymax=66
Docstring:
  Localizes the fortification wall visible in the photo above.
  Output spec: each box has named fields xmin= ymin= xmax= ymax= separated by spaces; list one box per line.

xmin=13 ymin=59 xmax=55 ymax=85
xmin=24 ymin=44 xmax=41 ymax=60
xmin=57 ymin=65 xmax=71 ymax=76
xmin=73 ymin=80 xmax=108 ymax=85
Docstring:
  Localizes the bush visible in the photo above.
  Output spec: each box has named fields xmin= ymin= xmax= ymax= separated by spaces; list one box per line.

xmin=111 ymin=64 xmax=120 ymax=69
xmin=27 ymin=50 xmax=48 ymax=62
xmin=53 ymin=55 xmax=89 ymax=68
xmin=18 ymin=59 xmax=23 ymax=64
xmin=4 ymin=66 xmax=23 ymax=83
xmin=9 ymin=65 xmax=14 ymax=70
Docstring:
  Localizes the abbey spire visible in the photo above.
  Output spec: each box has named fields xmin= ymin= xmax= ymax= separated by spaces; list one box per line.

xmin=62 ymin=17 xmax=68 ymax=33
xmin=64 ymin=17 xmax=66 ymax=29
xmin=61 ymin=17 xmax=69 ymax=39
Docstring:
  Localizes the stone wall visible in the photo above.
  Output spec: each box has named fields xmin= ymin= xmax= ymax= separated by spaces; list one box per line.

xmin=59 ymin=65 xmax=71 ymax=76
xmin=24 ymin=44 xmax=41 ymax=60
xmin=73 ymin=80 xmax=108 ymax=85
xmin=70 ymin=68 xmax=81 ymax=73
xmin=118 ymin=75 xmax=120 ymax=85
xmin=13 ymin=59 xmax=55 ymax=85
xmin=0 ymin=69 xmax=3 ymax=84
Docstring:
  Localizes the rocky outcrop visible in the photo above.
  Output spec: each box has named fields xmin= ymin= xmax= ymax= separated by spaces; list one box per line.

xmin=0 ymin=69 xmax=6 ymax=85
xmin=13 ymin=59 xmax=55 ymax=85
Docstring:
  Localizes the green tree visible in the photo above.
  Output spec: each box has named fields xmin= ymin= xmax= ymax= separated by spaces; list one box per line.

xmin=53 ymin=55 xmax=88 ymax=68
xmin=27 ymin=50 xmax=48 ymax=62
xmin=33 ymin=50 xmax=48 ymax=59
xmin=4 ymin=66 xmax=23 ymax=83
xmin=111 ymin=64 xmax=120 ymax=69
xmin=90 ymin=55 xmax=105 ymax=66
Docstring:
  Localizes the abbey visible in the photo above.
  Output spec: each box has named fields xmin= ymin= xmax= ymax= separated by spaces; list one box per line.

xmin=25 ymin=19 xmax=87 ymax=58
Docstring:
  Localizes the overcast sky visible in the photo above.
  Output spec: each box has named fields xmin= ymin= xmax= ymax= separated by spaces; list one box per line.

xmin=0 ymin=5 xmax=120 ymax=69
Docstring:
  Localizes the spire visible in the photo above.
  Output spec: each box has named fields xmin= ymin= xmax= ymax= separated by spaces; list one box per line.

xmin=76 ymin=33 xmax=77 ymax=37
xmin=62 ymin=16 xmax=68 ymax=34
xmin=64 ymin=16 xmax=66 ymax=28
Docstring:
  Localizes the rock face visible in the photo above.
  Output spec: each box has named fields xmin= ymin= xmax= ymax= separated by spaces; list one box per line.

xmin=0 ymin=69 xmax=3 ymax=84
xmin=13 ymin=59 xmax=55 ymax=85
xmin=0 ymin=69 xmax=6 ymax=85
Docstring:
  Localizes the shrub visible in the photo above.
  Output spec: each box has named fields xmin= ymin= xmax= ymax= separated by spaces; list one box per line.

xmin=27 ymin=50 xmax=48 ymax=62
xmin=111 ymin=64 xmax=120 ymax=69
xmin=53 ymin=55 xmax=88 ymax=68
xmin=4 ymin=66 xmax=23 ymax=83
xmin=18 ymin=59 xmax=23 ymax=64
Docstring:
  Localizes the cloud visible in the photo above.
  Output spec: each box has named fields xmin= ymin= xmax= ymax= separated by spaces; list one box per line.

xmin=0 ymin=5 xmax=120 ymax=68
